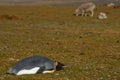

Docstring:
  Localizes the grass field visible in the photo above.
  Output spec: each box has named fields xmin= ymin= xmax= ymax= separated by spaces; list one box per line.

xmin=0 ymin=6 xmax=120 ymax=80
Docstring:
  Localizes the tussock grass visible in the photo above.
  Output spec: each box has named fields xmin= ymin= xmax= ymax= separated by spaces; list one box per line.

xmin=0 ymin=6 xmax=120 ymax=80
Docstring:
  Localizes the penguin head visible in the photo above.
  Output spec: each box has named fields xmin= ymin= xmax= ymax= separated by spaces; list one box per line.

xmin=55 ymin=61 xmax=66 ymax=71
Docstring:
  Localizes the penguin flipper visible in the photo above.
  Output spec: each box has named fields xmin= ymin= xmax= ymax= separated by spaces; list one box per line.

xmin=36 ymin=66 xmax=45 ymax=74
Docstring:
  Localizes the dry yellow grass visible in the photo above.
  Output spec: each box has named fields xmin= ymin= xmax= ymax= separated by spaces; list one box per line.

xmin=0 ymin=6 xmax=120 ymax=80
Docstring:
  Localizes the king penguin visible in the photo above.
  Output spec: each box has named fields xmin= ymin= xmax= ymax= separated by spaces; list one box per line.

xmin=7 ymin=56 xmax=65 ymax=75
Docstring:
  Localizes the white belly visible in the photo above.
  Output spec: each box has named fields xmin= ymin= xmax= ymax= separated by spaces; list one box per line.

xmin=16 ymin=67 xmax=40 ymax=75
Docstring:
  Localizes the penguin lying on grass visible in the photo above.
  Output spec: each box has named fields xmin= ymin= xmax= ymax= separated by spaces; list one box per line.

xmin=7 ymin=56 xmax=66 ymax=75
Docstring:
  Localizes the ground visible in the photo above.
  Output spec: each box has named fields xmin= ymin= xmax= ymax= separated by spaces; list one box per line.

xmin=0 ymin=6 xmax=120 ymax=80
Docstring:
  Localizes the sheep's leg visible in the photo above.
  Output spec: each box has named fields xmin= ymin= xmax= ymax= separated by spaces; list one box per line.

xmin=76 ymin=13 xmax=79 ymax=16
xmin=81 ymin=13 xmax=84 ymax=16
xmin=90 ymin=10 xmax=94 ymax=16
xmin=84 ymin=12 xmax=87 ymax=16
xmin=81 ymin=10 xmax=84 ymax=16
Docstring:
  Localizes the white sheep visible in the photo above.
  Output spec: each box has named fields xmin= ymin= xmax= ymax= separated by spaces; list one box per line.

xmin=98 ymin=12 xmax=107 ymax=19
xmin=106 ymin=3 xmax=115 ymax=7
xmin=75 ymin=2 xmax=96 ymax=17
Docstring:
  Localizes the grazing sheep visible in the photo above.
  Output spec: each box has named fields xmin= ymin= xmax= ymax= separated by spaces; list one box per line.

xmin=75 ymin=2 xmax=96 ymax=16
xmin=106 ymin=3 xmax=115 ymax=7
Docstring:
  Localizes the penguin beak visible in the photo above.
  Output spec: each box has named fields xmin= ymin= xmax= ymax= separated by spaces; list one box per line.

xmin=55 ymin=62 xmax=67 ymax=71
